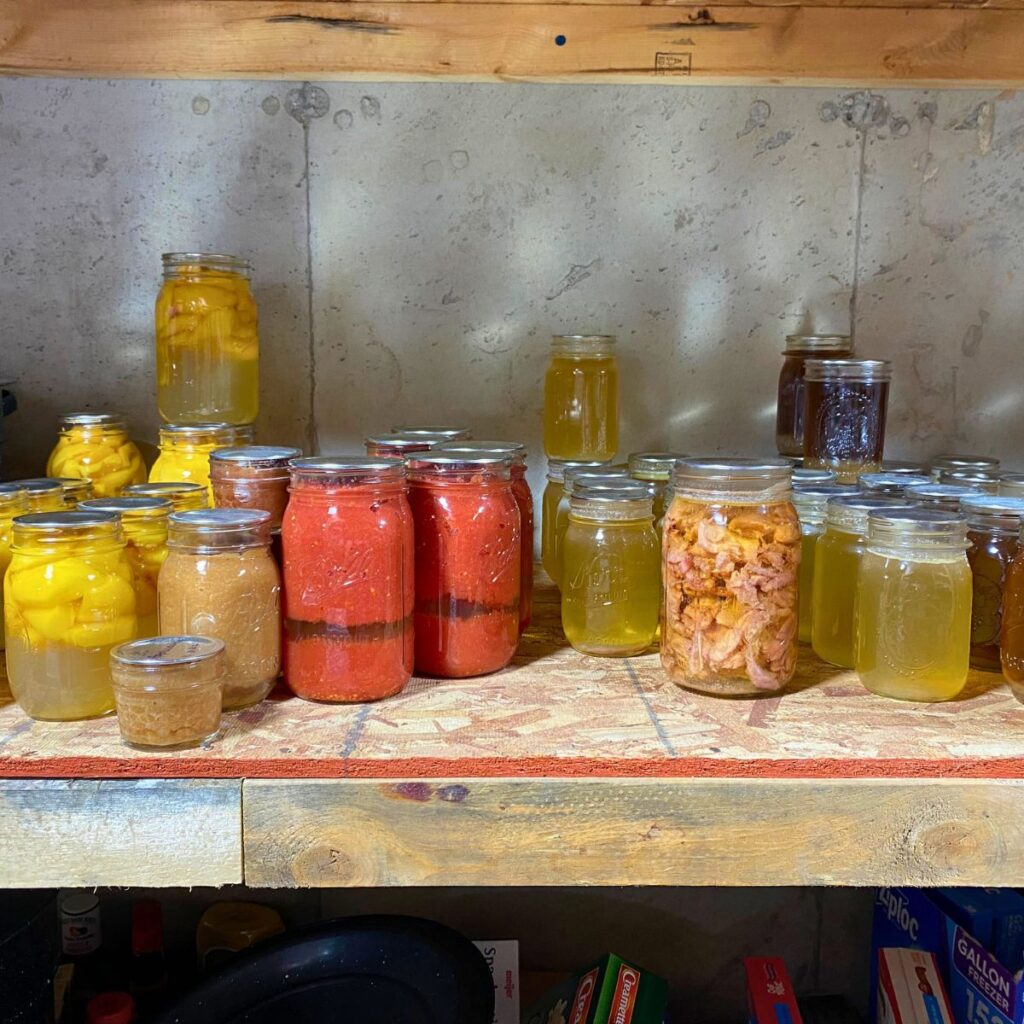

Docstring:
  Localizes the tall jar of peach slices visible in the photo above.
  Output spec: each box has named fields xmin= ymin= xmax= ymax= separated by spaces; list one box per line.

xmin=661 ymin=458 xmax=800 ymax=696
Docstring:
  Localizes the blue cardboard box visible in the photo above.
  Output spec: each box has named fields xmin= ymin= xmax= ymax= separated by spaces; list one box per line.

xmin=935 ymin=890 xmax=1024 ymax=975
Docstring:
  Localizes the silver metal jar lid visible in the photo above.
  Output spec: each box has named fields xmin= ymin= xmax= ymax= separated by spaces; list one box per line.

xmin=289 ymin=456 xmax=405 ymax=477
xmin=390 ymin=426 xmax=470 ymax=440
xmin=13 ymin=510 xmax=118 ymax=530
xmin=672 ymin=457 xmax=793 ymax=485
xmin=210 ymin=445 xmax=302 ymax=468
xmin=434 ymin=440 xmax=526 ymax=456
xmin=168 ymin=508 xmax=271 ymax=530
xmin=931 ymin=454 xmax=1000 ymax=472
xmin=79 ymin=497 xmax=172 ymax=515
xmin=59 ymin=412 xmax=125 ymax=428
xmin=16 ymin=477 xmax=65 ymax=493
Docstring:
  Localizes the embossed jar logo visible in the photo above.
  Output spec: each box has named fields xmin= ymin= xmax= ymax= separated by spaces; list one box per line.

xmin=878 ymin=567 xmax=957 ymax=675
xmin=814 ymin=388 xmax=876 ymax=460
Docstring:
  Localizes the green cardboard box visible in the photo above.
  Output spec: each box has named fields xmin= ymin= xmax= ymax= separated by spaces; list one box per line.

xmin=521 ymin=954 xmax=668 ymax=1024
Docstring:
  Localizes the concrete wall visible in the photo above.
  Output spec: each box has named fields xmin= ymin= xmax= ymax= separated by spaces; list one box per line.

xmin=2 ymin=79 xmax=1023 ymax=499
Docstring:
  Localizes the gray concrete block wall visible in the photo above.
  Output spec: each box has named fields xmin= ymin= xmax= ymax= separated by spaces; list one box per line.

xmin=2 ymin=79 xmax=1022 ymax=497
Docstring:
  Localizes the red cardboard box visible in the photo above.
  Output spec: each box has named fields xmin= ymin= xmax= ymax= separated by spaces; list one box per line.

xmin=746 ymin=957 xmax=804 ymax=1024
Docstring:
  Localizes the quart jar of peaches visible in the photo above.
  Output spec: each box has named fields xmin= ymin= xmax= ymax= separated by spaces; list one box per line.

xmin=662 ymin=458 xmax=801 ymax=696
xmin=156 ymin=253 xmax=259 ymax=425
xmin=46 ymin=413 xmax=146 ymax=498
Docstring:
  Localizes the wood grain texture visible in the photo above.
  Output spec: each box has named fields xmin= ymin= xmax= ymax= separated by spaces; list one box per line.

xmin=0 ymin=779 xmax=242 ymax=887
xmin=243 ymin=776 xmax=1024 ymax=887
xmin=3 ymin=1 xmax=1024 ymax=84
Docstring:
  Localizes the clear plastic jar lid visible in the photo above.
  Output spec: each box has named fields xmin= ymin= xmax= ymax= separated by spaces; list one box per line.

xmin=112 ymin=635 xmax=225 ymax=668
xmin=168 ymin=509 xmax=271 ymax=549
xmin=858 ymin=472 xmax=931 ymax=494
xmin=210 ymin=445 xmax=301 ymax=469
xmin=672 ymin=457 xmax=793 ymax=488
xmin=390 ymin=426 xmax=470 ymax=441
xmin=80 ymin=497 xmax=172 ymax=515
xmin=826 ymin=495 xmax=914 ymax=533
xmin=960 ymin=495 xmax=1024 ymax=532
xmin=793 ymin=467 xmax=838 ymax=487
xmin=289 ymin=456 xmax=405 ymax=481
xmin=59 ymin=412 xmax=125 ymax=428
xmin=881 ymin=459 xmax=928 ymax=475
xmin=868 ymin=507 xmax=968 ymax=547
xmin=628 ymin=452 xmax=684 ymax=481
xmin=546 ymin=459 xmax=609 ymax=483
xmin=804 ymin=358 xmax=891 ymax=382
xmin=931 ymin=454 xmax=1000 ymax=472
xmin=783 ymin=334 xmax=851 ymax=353
xmin=162 ymin=252 xmax=251 ymax=273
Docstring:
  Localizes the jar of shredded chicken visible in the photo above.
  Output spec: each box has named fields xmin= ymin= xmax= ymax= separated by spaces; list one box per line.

xmin=662 ymin=457 xmax=800 ymax=696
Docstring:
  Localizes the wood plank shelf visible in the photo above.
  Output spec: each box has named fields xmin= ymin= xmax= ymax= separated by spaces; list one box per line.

xmin=2 ymin=581 xmax=1023 ymax=888
xmin=4 ymin=0 xmax=1024 ymax=87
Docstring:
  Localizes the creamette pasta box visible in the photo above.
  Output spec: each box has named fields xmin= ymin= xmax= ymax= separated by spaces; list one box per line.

xmin=521 ymin=953 xmax=668 ymax=1024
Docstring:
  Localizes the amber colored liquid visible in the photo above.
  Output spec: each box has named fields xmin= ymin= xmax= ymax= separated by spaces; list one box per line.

xmin=1000 ymin=550 xmax=1024 ymax=688
xmin=776 ymin=348 xmax=849 ymax=457
xmin=855 ymin=551 xmax=972 ymax=701
xmin=804 ymin=378 xmax=889 ymax=481
xmin=798 ymin=528 xmax=820 ymax=643
xmin=543 ymin=354 xmax=618 ymax=461
xmin=967 ymin=528 xmax=1017 ymax=671
xmin=811 ymin=526 xmax=862 ymax=668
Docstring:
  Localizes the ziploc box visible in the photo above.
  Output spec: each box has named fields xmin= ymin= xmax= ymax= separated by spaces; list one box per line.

xmin=745 ymin=957 xmax=804 ymax=1024
xmin=934 ymin=890 xmax=1024 ymax=974
xmin=521 ymin=953 xmax=668 ymax=1024
xmin=877 ymin=949 xmax=954 ymax=1024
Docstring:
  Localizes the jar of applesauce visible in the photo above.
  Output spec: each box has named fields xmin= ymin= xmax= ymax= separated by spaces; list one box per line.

xmin=149 ymin=423 xmax=254 ymax=502
xmin=159 ymin=509 xmax=280 ymax=709
xmin=80 ymin=497 xmax=171 ymax=639
xmin=662 ymin=458 xmax=801 ymax=695
xmin=209 ymin=446 xmax=301 ymax=530
xmin=156 ymin=253 xmax=258 ymax=425
xmin=776 ymin=334 xmax=852 ymax=458
xmin=46 ymin=414 xmax=146 ymax=498
xmin=283 ymin=457 xmax=413 ymax=703
xmin=855 ymin=507 xmax=972 ymax=701
xmin=0 ymin=484 xmax=27 ymax=658
xmin=408 ymin=452 xmax=521 ymax=677
xmin=544 ymin=335 xmax=618 ymax=461
xmin=562 ymin=481 xmax=660 ymax=656
xmin=541 ymin=459 xmax=609 ymax=586
xmin=124 ymin=481 xmax=209 ymax=512
xmin=5 ymin=511 xmax=137 ymax=720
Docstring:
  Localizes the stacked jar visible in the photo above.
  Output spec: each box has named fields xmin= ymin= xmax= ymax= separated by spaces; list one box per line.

xmin=541 ymin=459 xmax=610 ymax=587
xmin=775 ymin=334 xmax=852 ymax=458
xmin=543 ymin=335 xmax=618 ymax=462
xmin=46 ymin=413 xmax=147 ymax=497
xmin=628 ymin=452 xmax=683 ymax=527
xmin=149 ymin=423 xmax=254 ymax=502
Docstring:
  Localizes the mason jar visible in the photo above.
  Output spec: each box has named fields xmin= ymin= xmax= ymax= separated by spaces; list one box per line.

xmin=776 ymin=334 xmax=852 ymax=457
xmin=793 ymin=467 xmax=838 ymax=488
xmin=857 ymin=472 xmax=930 ymax=497
xmin=149 ymin=423 xmax=254 ymax=502
xmin=562 ymin=481 xmax=660 ymax=657
xmin=209 ymin=445 xmax=301 ymax=530
xmin=541 ymin=458 xmax=609 ymax=586
xmin=15 ymin=478 xmax=66 ymax=513
xmin=882 ymin=460 xmax=928 ymax=475
xmin=543 ymin=334 xmax=618 ymax=461
xmin=999 ymin=473 xmax=1024 ymax=497
xmin=156 ymin=252 xmax=259 ymax=425
xmin=662 ymin=458 xmax=800 ymax=695
xmin=0 ymin=484 xmax=27 ymax=663
xmin=46 ymin=413 xmax=146 ymax=499
xmin=390 ymin=425 xmax=471 ymax=445
xmin=938 ymin=468 xmax=1000 ymax=493
xmin=124 ymin=480 xmax=210 ymax=513
xmin=930 ymin=454 xmax=999 ymax=481
xmin=628 ymin=452 xmax=684 ymax=524
xmin=904 ymin=483 xmax=985 ymax=513
xmin=855 ymin=508 xmax=971 ymax=701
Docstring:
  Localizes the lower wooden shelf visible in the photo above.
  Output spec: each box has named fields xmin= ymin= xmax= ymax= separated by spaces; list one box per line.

xmin=2 ymin=580 xmax=1023 ymax=888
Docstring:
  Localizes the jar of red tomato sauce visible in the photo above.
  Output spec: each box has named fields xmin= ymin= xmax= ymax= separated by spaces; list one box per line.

xmin=435 ymin=440 xmax=533 ymax=635
xmin=281 ymin=457 xmax=414 ymax=702
xmin=408 ymin=452 xmax=521 ymax=677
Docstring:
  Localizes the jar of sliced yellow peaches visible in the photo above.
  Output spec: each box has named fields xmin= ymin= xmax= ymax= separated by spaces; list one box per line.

xmin=156 ymin=253 xmax=259 ymax=425
xmin=4 ymin=510 xmax=137 ymax=720
xmin=149 ymin=423 xmax=254 ymax=502
xmin=80 ymin=497 xmax=171 ymax=639
xmin=46 ymin=413 xmax=147 ymax=498
xmin=0 ymin=484 xmax=27 ymax=652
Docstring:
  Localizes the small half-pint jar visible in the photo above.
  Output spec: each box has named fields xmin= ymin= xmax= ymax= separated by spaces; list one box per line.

xmin=124 ymin=480 xmax=209 ymax=512
xmin=110 ymin=635 xmax=225 ymax=750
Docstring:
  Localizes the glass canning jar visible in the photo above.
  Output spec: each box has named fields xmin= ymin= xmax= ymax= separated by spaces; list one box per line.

xmin=791 ymin=484 xmax=857 ymax=644
xmin=159 ymin=509 xmax=280 ymax=709
xmin=156 ymin=252 xmax=258 ymax=425
xmin=124 ymin=480 xmax=209 ymax=512
xmin=390 ymin=425 xmax=471 ymax=445
xmin=803 ymin=359 xmax=891 ymax=482
xmin=555 ymin=468 xmax=632 ymax=587
xmin=46 ymin=413 xmax=146 ymax=498
xmin=0 ymin=484 xmax=27 ymax=660
xmin=364 ymin=432 xmax=436 ymax=459
xmin=80 ymin=497 xmax=171 ymax=640
xmin=776 ymin=334 xmax=852 ymax=457
xmin=435 ymin=440 xmax=533 ymax=635
xmin=16 ymin=478 xmax=66 ymax=513
xmin=905 ymin=483 xmax=985 ymax=513
xmin=57 ymin=478 xmax=94 ymax=508
xmin=209 ymin=445 xmax=301 ymax=530
xmin=541 ymin=459 xmax=609 ymax=587
xmin=793 ymin=467 xmax=838 ymax=488
xmin=938 ymin=468 xmax=1000 ymax=493
xmin=960 ymin=495 xmax=1024 ymax=671
xmin=662 ymin=458 xmax=801 ymax=695
xmin=110 ymin=635 xmax=225 ymax=750
xmin=628 ymin=452 xmax=684 ymax=525
xmin=562 ymin=482 xmax=660 ymax=657
xmin=857 ymin=472 xmax=930 ymax=497
xmin=999 ymin=473 xmax=1024 ymax=497
xmin=4 ymin=511 xmax=137 ymax=720
xmin=811 ymin=495 xmax=914 ymax=668
xmin=543 ymin=334 xmax=619 ymax=461
xmin=282 ymin=458 xmax=413 ymax=703
xmin=855 ymin=508 xmax=971 ymax=701
xmin=930 ymin=454 xmax=999 ymax=481
xmin=149 ymin=423 xmax=254 ymax=502
xmin=408 ymin=453 xmax=520 ymax=677
xmin=882 ymin=460 xmax=928 ymax=475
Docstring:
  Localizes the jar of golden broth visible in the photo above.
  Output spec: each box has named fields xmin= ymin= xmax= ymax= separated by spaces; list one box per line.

xmin=855 ymin=508 xmax=971 ymax=701
xmin=543 ymin=335 xmax=618 ymax=461
xmin=628 ymin=452 xmax=684 ymax=525
xmin=541 ymin=459 xmax=609 ymax=586
xmin=562 ymin=481 xmax=660 ymax=656
xmin=149 ymin=423 xmax=254 ymax=502
xmin=555 ymin=467 xmax=632 ymax=587
xmin=159 ymin=509 xmax=280 ymax=709
xmin=930 ymin=454 xmax=999 ymax=481
xmin=5 ymin=511 xmax=136 ymax=720
xmin=156 ymin=253 xmax=258 ymax=425
xmin=662 ymin=458 xmax=801 ymax=695
xmin=776 ymin=334 xmax=852 ymax=458
xmin=111 ymin=635 xmax=225 ymax=750
xmin=46 ymin=413 xmax=146 ymax=498
xmin=124 ymin=481 xmax=209 ymax=513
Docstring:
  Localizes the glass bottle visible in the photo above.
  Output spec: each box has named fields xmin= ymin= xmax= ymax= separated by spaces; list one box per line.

xmin=857 ymin=472 xmax=930 ymax=497
xmin=792 ymin=484 xmax=857 ymax=644
xmin=905 ymin=483 xmax=985 ymax=513
xmin=158 ymin=509 xmax=280 ymax=709
xmin=436 ymin=440 xmax=534 ymax=635
xmin=364 ymin=432 xmax=436 ymax=459
xmin=811 ymin=495 xmax=913 ymax=668
xmin=46 ymin=414 xmax=146 ymax=498
xmin=408 ymin=452 xmax=520 ymax=677
xmin=0 ymin=484 xmax=27 ymax=660
xmin=562 ymin=482 xmax=660 ymax=656
xmin=16 ymin=478 xmax=66 ymax=513
xmin=541 ymin=459 xmax=608 ymax=586
xmin=282 ymin=458 xmax=413 ymax=703
xmin=930 ymin=454 xmax=999 ymax=481
xmin=543 ymin=334 xmax=618 ymax=461
xmin=803 ymin=358 xmax=891 ymax=482
xmin=776 ymin=334 xmax=852 ymax=457
xmin=999 ymin=473 xmax=1024 ymax=497
xmin=961 ymin=495 xmax=1024 ymax=671
xmin=80 ymin=497 xmax=171 ymax=639
xmin=209 ymin=445 xmax=301 ymax=530
xmin=149 ymin=423 xmax=254 ymax=502
xmin=4 ymin=511 xmax=136 ymax=720
xmin=855 ymin=508 xmax=971 ymax=701
xmin=155 ymin=252 xmax=258 ymax=425
xmin=662 ymin=458 xmax=801 ymax=695
xmin=124 ymin=480 xmax=209 ymax=512
xmin=628 ymin=452 xmax=683 ymax=524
